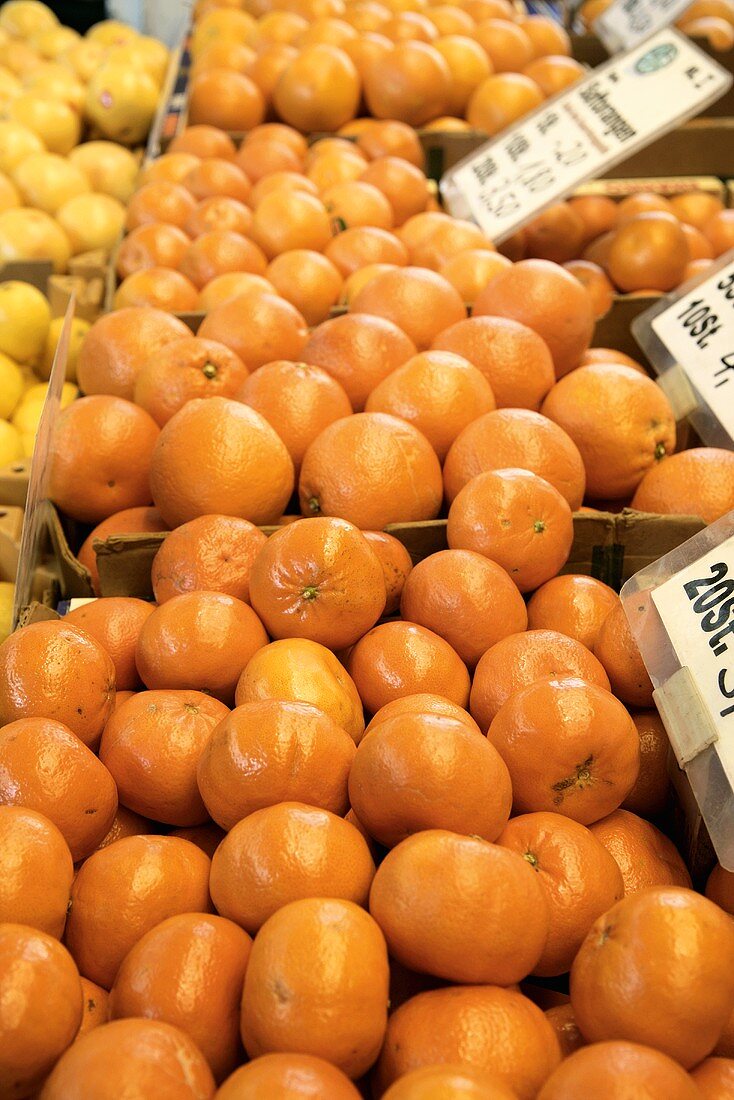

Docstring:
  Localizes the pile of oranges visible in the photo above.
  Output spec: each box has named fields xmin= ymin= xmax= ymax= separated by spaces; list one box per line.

xmin=581 ymin=0 xmax=734 ymax=52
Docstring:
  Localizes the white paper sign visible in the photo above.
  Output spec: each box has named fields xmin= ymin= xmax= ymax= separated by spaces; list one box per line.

xmin=595 ymin=0 xmax=695 ymax=54
xmin=441 ymin=29 xmax=731 ymax=243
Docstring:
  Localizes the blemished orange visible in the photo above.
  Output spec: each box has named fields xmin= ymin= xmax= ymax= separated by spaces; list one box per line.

xmin=248 ymin=516 xmax=386 ymax=649
xmin=570 ymin=886 xmax=734 ymax=1068
xmin=589 ymin=809 xmax=692 ymax=894
xmin=523 ymin=203 xmax=586 ymax=265
xmin=0 ymin=619 xmax=115 ymax=748
xmin=692 ymin=1056 xmax=734 ymax=1099
xmin=447 ymin=467 xmax=574 ymax=593
xmin=133 ymin=336 xmax=251 ymax=428
xmin=135 ymin=591 xmax=268 ymax=704
xmin=197 ymin=272 xmax=272 ymax=310
xmin=432 ymin=314 xmax=556 ymax=411
xmin=400 ymin=549 xmax=528 ymax=666
xmin=470 ymin=628 xmax=611 ymax=731
xmin=538 ymin=1041 xmax=702 ymax=1100
xmin=113 ymin=268 xmax=200 ymax=313
xmin=346 ymin=620 xmax=471 ymax=714
xmin=149 ymin=397 xmax=295 ymax=528
xmin=250 ymin=189 xmax=332 ymax=259
xmin=78 ymin=978 xmax=109 ymax=1038
xmin=199 ymin=290 xmax=309 ymax=371
xmin=298 ymin=412 xmax=443 ymax=529
xmin=363 ymin=41 xmax=451 ymax=126
xmin=365 ymin=349 xmax=496 ymax=460
xmin=467 ymin=72 xmax=544 ymax=136
xmin=631 ymin=447 xmax=734 ymax=524
xmin=568 ymin=194 xmax=619 ymax=246
xmin=527 ymin=574 xmax=618 ymax=651
xmin=152 ymin=515 xmax=267 ymax=605
xmin=210 ymin=801 xmax=375 ymax=932
xmin=188 ymin=69 xmax=265 ymax=131
xmin=622 ymin=711 xmax=671 ymax=818
xmin=563 ymin=259 xmax=615 ymax=319
xmin=99 ymin=689 xmax=228 ymax=826
xmin=473 ymin=258 xmax=595 ymax=378
xmin=541 ymin=363 xmax=676 ymax=500
xmin=351 ymin=265 xmax=466 ymax=350
xmin=324 ymin=225 xmax=408 ymax=277
xmin=348 ymin=712 xmax=512 ymax=845
xmin=434 ymin=34 xmax=493 ymax=116
xmin=185 ymin=196 xmax=253 ymax=238
xmin=523 ymin=55 xmax=585 ymax=97
xmin=544 ymin=1004 xmax=585 ymax=1059
xmin=0 ymin=924 xmax=83 ymax=1099
xmin=266 ymin=249 xmax=343 ymax=326
xmin=302 ymin=311 xmax=416 ymax=410
xmin=443 ymin=407 xmax=586 ymax=508
xmin=240 ymin=898 xmax=389 ymax=1078
xmin=236 ymin=142 xmax=304 ymax=185
xmin=197 ymin=698 xmax=356 ymax=829
xmin=140 ymin=153 xmax=202 ymax=186
xmin=179 ymin=231 xmax=268 ymax=290
xmin=215 ymin=1053 xmax=361 ymax=1098
xmin=64 ymin=835 xmax=212 ymax=990
xmin=593 ymin=602 xmax=654 ymax=707
xmin=375 ymin=985 xmax=561 ymax=1100
xmin=65 ymin=596 xmax=155 ymax=690
xmin=488 ymin=675 xmax=640 ymax=824
xmin=0 ymin=805 xmax=73 ymax=939
xmin=607 ymin=212 xmax=689 ymax=292
xmin=273 ymin=44 xmax=361 ymax=132
xmin=359 ymin=155 xmax=430 ymax=226
xmin=439 ymin=248 xmax=512 ymax=305
xmin=39 ymin=1018 xmax=216 ymax=1100
xmin=235 ymin=637 xmax=365 ymax=743
xmin=383 ymin=1065 xmax=519 ymax=1099
xmin=115 ymin=223 xmax=191 ymax=281
xmin=77 ymin=506 xmax=168 ymax=596
xmin=363 ymin=530 xmax=413 ymax=614
xmin=706 ymin=863 xmax=734 ymax=915
xmin=0 ymin=717 xmax=117 ymax=861
xmin=49 ymin=395 xmax=159 ymax=523
xmin=125 ymin=182 xmax=198 ymax=232
xmin=364 ymin=693 xmax=481 ymax=736
xmin=475 ymin=17 xmax=533 ymax=71
xmin=108 ymin=913 xmax=252 ymax=1082
xmin=497 ymin=811 xmax=624 ymax=976
xmin=669 ymin=190 xmax=724 ymax=230
xmin=169 ymin=124 xmax=238 ymax=160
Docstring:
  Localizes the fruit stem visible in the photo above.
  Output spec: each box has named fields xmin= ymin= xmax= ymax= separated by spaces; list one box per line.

xmin=533 ymin=519 xmax=545 ymax=533
xmin=202 ymin=362 xmax=218 ymax=380
xmin=654 ymin=442 xmax=666 ymax=461
xmin=307 ymin=496 xmax=321 ymax=514
xmin=301 ymin=586 xmax=319 ymax=601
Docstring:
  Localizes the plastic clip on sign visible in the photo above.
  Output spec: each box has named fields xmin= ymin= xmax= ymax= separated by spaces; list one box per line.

xmin=621 ymin=512 xmax=734 ymax=870
xmin=594 ymin=0 xmax=696 ymax=55
xmin=440 ymin=28 xmax=731 ymax=243
xmin=632 ymin=249 xmax=734 ymax=450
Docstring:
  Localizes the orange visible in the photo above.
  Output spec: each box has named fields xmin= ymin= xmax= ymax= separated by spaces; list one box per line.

xmin=135 ymin=591 xmax=267 ymax=704
xmin=608 ymin=212 xmax=689 ymax=291
xmin=589 ymin=809 xmax=692 ymax=894
xmin=527 ymin=574 xmax=618 ymax=650
xmin=350 ymin=265 xmax=466 ymax=349
xmin=518 ymin=13 xmax=571 ymax=56
xmin=364 ymin=692 xmax=481 ymax=736
xmin=321 ymin=179 xmax=395 ymax=230
xmin=434 ymin=34 xmax=493 ymax=115
xmin=179 ymin=230 xmax=268 ymax=289
xmin=522 ymin=55 xmax=585 ymax=96
xmin=115 ymin=223 xmax=191 ymax=281
xmin=197 ymin=698 xmax=356 ymax=828
xmin=299 ymin=412 xmax=443 ymax=528
xmin=273 ymin=44 xmax=360 ymax=131
xmin=77 ymin=506 xmax=168 ymax=596
xmin=544 ymin=1004 xmax=585 ymax=1059
xmin=134 ymin=336 xmax=251 ymax=427
xmin=168 ymin=823 xmax=225 ymax=858
xmin=669 ymin=190 xmax=724 ymax=230
xmin=340 ymin=262 xmax=401 ymax=304
xmin=108 ymin=913 xmax=251 ymax=1082
xmin=246 ymin=49 xmax=299 ymax=103
xmin=113 ymin=268 xmax=200 ymax=313
xmin=375 ymin=985 xmax=561 ymax=1100
xmin=362 ymin=530 xmax=413 ymax=613
xmin=191 ymin=8 xmax=257 ymax=54
xmin=78 ymin=978 xmax=109 ymax=1038
xmin=563 ymin=259 xmax=615 ymax=319
xmin=467 ymin=72 xmax=544 ymax=136
xmin=306 ymin=144 xmax=368 ymax=192
xmin=400 ymin=548 xmax=527 ymax=666
xmin=188 ymin=69 xmax=265 ymax=131
xmin=99 ymin=689 xmax=228 ymax=826
xmin=681 ymin=220 xmax=715 ymax=260
xmin=475 ymin=17 xmax=533 ymax=71
xmin=39 ymin=1018 xmax=216 ymax=1100
xmin=248 ymin=516 xmax=385 ymax=648
xmin=682 ymin=12 xmax=734 ymax=44
xmin=65 ymin=835 xmax=212 ymax=989
xmin=0 ymin=924 xmax=82 ymax=1099
xmin=169 ymin=125 xmax=238 ymax=160
xmin=210 ymin=801 xmax=375 ymax=932
xmin=0 ymin=619 xmax=115 ymax=748
xmin=541 ymin=363 xmax=676 ymax=500
xmin=197 ymin=272 xmax=272 ymax=309
xmin=691 ymin=1057 xmax=734 ymax=1099
xmin=240 ymin=897 xmax=388 ymax=1076
xmin=685 ymin=259 xmax=714 ymax=280
xmin=191 ymin=40 xmax=257 ymax=74
xmin=568 ymin=194 xmax=619 ymax=246
xmin=248 ymin=171 xmax=317 ymax=207
xmin=622 ymin=710 xmax=671 ymax=818
xmin=0 ymin=717 xmax=117 ymax=861
xmin=126 ymin=181 xmax=198 ymax=232
xmin=349 ymin=712 xmax=512 ymax=845
xmin=383 ymin=1065 xmax=519 ymax=1099
xmin=297 ymin=14 xmax=359 ymax=47
xmin=365 ymin=349 xmax=495 ymax=460
xmin=359 ymin=155 xmax=430 ymax=226
xmin=65 ymin=597 xmax=154 ymax=691
xmin=250 ymin=11 xmax=308 ymax=48
xmin=538 ymin=1041 xmax=702 ymax=1100
xmin=235 ymin=637 xmax=364 ymax=742
xmin=616 ymin=193 xmax=675 ymax=222
xmin=266 ymin=249 xmax=343 ymax=325
xmin=355 ymin=118 xmax=425 ymax=167
xmin=570 ymin=886 xmax=734 ymax=1068
xmin=250 ymin=189 xmax=332 ymax=258
xmin=430 ymin=5 xmax=477 ymax=33
xmin=382 ymin=10 xmax=438 ymax=40
xmin=432 ymin=314 xmax=555 ymax=411
xmin=150 ymin=396 xmax=295 ymax=527
xmin=76 ymin=306 xmax=189 ymax=401
xmin=363 ymin=41 xmax=451 ymax=125
xmin=97 ymin=805 xmax=155 ymax=850
xmin=140 ymin=153 xmax=202 ymax=186
xmin=0 ymin=805 xmax=73 ymax=938
xmin=152 ymin=515 xmax=267 ymax=605
xmin=447 ymin=467 xmax=574 ymax=593
xmin=235 ymin=141 xmax=304 ymax=184
xmin=580 ymin=347 xmax=647 ymax=371
xmin=473 ymin=258 xmax=595 ymax=378
xmin=185 ymin=196 xmax=253 ymax=238
xmin=522 ymin=203 xmax=585 ymax=265
xmin=324 ymin=225 xmax=408 ymax=277
xmin=405 ymin=217 xmax=494 ymax=271
xmin=182 ymin=158 xmax=251 ymax=204
xmin=631 ymin=447 xmax=734 ymax=524
xmin=582 ymin=229 xmax=615 ymax=269
xmin=343 ymin=31 xmax=393 ymax=79
xmin=497 ymin=811 xmax=624 ymax=976
xmin=706 ymin=863 xmax=734 ymax=915
xmin=216 ymin=1054 xmax=361 ymax=1098
xmin=593 ymin=602 xmax=654 ymax=707
xmin=346 ymin=620 xmax=470 ymax=713
xmin=439 ymin=248 xmax=511 ymax=305
xmin=714 ymin=1007 xmax=734 ymax=1058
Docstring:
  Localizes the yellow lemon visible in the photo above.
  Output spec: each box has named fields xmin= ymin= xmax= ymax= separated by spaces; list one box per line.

xmin=19 ymin=431 xmax=35 ymax=456
xmin=0 ymin=280 xmax=51 ymax=365
xmin=0 ymin=581 xmax=14 ymax=644
xmin=0 ymin=419 xmax=23 ymax=465
xmin=0 ymin=351 xmax=24 ymax=418
xmin=24 ymin=380 xmax=77 ymax=408
xmin=11 ymin=392 xmax=44 ymax=435
xmin=39 ymin=315 xmax=89 ymax=382
xmin=0 ymin=2 xmax=58 ymax=40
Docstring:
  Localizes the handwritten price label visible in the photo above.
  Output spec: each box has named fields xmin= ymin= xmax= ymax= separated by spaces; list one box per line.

xmin=595 ymin=0 xmax=695 ymax=54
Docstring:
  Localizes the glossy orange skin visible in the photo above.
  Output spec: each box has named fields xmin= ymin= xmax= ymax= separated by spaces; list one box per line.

xmin=197 ymin=273 xmax=272 ymax=310
xmin=266 ymin=250 xmax=344 ymax=327
xmin=570 ymin=887 xmax=734 ymax=1068
xmin=78 ymin=978 xmax=108 ymax=1038
xmin=608 ymin=212 xmax=690 ymax=292
xmin=152 ymin=515 xmax=267 ymax=606
xmin=527 ymin=574 xmax=618 ymax=652
xmin=364 ymin=693 xmax=480 ymax=735
xmin=538 ymin=1041 xmax=701 ymax=1100
xmin=0 ymin=924 xmax=83 ymax=1099
xmin=375 ymin=985 xmax=561 ymax=1100
xmin=169 ymin=125 xmax=238 ymax=161
xmin=65 ymin=835 xmax=213 ymax=989
xmin=589 ymin=809 xmax=692 ymax=894
xmin=324 ymin=225 xmax=408 ymax=278
xmin=109 ymin=913 xmax=251 ymax=1081
xmin=99 ymin=689 xmax=228 ymax=827
xmin=77 ymin=506 xmax=168 ymax=596
xmin=406 ymin=218 xmax=492 ymax=272
xmin=439 ymin=249 xmax=512 ymax=307
xmin=497 ymin=811 xmax=624 ymax=976
xmin=125 ymin=182 xmax=198 ymax=233
xmin=356 ymin=119 xmax=425 ymax=168
xmin=39 ymin=1018 xmax=216 ymax=1099
xmin=185 ymin=197 xmax=253 ymax=238
xmin=198 ymin=699 xmax=354 ymax=829
xmin=65 ymin=597 xmax=154 ymax=691
xmin=593 ymin=603 xmax=654 ymax=707
xmin=544 ymin=1004 xmax=585 ymax=1059
xmin=691 ymin=1056 xmax=734 ymax=1098
xmin=236 ymin=144 xmax=304 ymax=187
xmin=383 ymin=1064 xmax=520 ymax=1098
xmin=622 ymin=710 xmax=671 ymax=818
xmin=706 ymin=863 xmax=734 ymax=915
xmin=182 ymin=159 xmax=251 ymax=204
xmin=361 ymin=531 xmax=412 ymax=614
xmin=0 ymin=805 xmax=73 ymax=938
xmin=215 ymin=1053 xmax=361 ymax=1098
xmin=200 ymin=290 xmax=310 ymax=370
xmin=669 ymin=190 xmax=724 ymax=230
xmin=467 ymin=72 xmax=544 ymax=137
xmin=250 ymin=190 xmax=332 ymax=260
xmin=563 ymin=259 xmax=615 ymax=320
xmin=113 ymin=268 xmax=200 ymax=313
xmin=632 ymin=447 xmax=734 ymax=525
xmin=180 ymin=231 xmax=267 ymax=291
xmin=210 ymin=801 xmax=375 ymax=932
xmin=188 ymin=69 xmax=265 ymax=131
xmin=248 ymin=517 xmax=386 ymax=650
xmin=241 ymin=898 xmax=389 ymax=1079
xmin=580 ymin=347 xmax=646 ymax=371
xmin=115 ymin=223 xmax=191 ymax=281
xmin=362 ymin=40 xmax=450 ymax=126
xmin=0 ymin=717 xmax=117 ymax=861
xmin=141 ymin=154 xmax=202 ymax=185
xmin=360 ymin=156 xmax=430 ymax=227
xmin=351 ymin=265 xmax=465 ymax=351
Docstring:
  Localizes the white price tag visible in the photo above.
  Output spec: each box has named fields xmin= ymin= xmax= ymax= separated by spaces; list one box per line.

xmin=595 ymin=0 xmax=695 ymax=54
xmin=441 ymin=29 xmax=731 ymax=243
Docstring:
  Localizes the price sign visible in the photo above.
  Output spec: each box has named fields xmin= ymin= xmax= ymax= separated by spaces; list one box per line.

xmin=632 ymin=249 xmax=734 ymax=448
xmin=440 ymin=29 xmax=731 ymax=243
xmin=595 ymin=0 xmax=695 ymax=55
